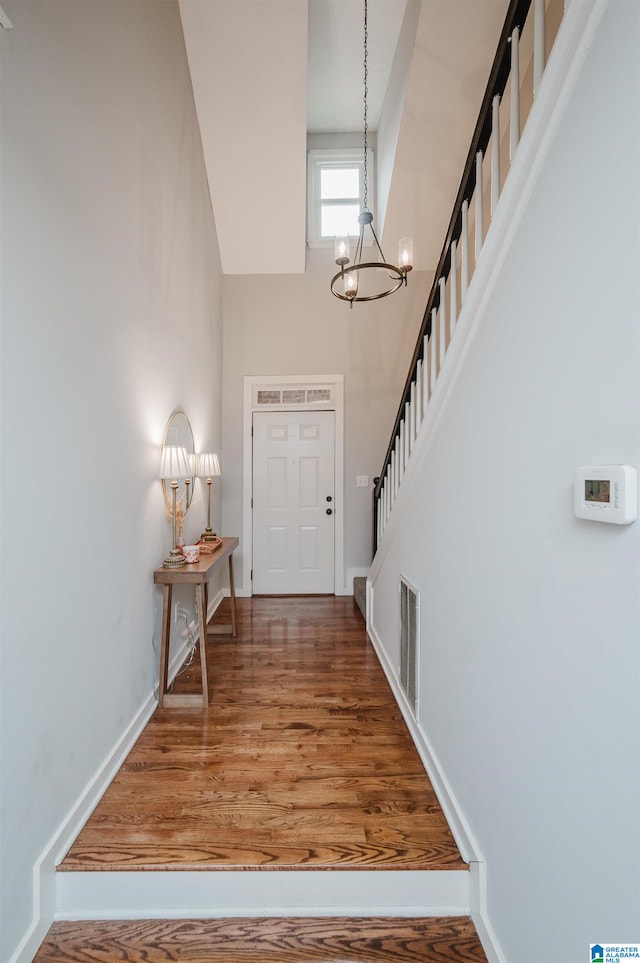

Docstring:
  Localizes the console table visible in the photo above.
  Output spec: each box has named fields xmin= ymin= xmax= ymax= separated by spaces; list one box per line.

xmin=154 ymin=536 xmax=239 ymax=709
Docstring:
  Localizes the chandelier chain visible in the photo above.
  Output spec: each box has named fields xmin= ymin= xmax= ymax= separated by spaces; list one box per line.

xmin=362 ymin=0 xmax=368 ymax=211
xmin=330 ymin=0 xmax=411 ymax=304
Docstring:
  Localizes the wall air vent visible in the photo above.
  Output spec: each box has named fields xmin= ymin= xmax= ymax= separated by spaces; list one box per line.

xmin=400 ymin=577 xmax=419 ymax=718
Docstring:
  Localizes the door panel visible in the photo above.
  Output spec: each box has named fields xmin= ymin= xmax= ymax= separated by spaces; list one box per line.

xmin=266 ymin=526 xmax=287 ymax=571
xmin=299 ymin=526 xmax=320 ymax=570
xmin=299 ymin=457 xmax=319 ymax=508
xmin=253 ymin=410 xmax=334 ymax=594
xmin=267 ymin=457 xmax=288 ymax=507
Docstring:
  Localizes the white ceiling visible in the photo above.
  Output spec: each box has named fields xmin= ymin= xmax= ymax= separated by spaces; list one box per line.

xmin=179 ymin=0 xmax=508 ymax=276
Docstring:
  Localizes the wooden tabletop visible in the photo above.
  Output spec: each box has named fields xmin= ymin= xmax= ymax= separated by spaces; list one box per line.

xmin=153 ymin=536 xmax=239 ymax=584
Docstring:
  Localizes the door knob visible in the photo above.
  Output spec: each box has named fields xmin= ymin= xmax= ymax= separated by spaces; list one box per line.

xmin=326 ymin=508 xmax=333 ymax=515
xmin=326 ymin=496 xmax=333 ymax=502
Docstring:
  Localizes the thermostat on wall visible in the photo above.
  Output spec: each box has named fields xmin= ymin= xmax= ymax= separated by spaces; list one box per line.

xmin=574 ymin=465 xmax=637 ymax=524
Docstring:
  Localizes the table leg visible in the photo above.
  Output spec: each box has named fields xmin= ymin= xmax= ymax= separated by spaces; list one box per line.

xmin=158 ymin=584 xmax=172 ymax=708
xmin=229 ymin=553 xmax=237 ymax=638
xmin=195 ymin=583 xmax=209 ymax=708
xmin=206 ymin=551 xmax=237 ymax=637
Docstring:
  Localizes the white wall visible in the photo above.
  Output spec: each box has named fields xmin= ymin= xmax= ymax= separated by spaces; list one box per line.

xmin=0 ymin=3 xmax=223 ymax=958
xmin=370 ymin=2 xmax=640 ymax=960
xmin=376 ymin=0 xmax=420 ymax=237
xmin=221 ymin=247 xmax=428 ymax=594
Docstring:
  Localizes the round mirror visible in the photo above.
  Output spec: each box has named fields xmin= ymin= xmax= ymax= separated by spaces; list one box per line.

xmin=161 ymin=409 xmax=195 ymax=516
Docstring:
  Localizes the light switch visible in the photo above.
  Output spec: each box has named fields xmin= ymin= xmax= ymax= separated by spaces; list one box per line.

xmin=356 ymin=475 xmax=369 ymax=488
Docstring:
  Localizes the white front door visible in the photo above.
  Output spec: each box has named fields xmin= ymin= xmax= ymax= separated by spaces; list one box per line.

xmin=252 ymin=410 xmax=335 ymax=594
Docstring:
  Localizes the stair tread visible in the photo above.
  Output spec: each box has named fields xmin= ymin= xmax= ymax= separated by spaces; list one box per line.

xmin=34 ymin=916 xmax=488 ymax=962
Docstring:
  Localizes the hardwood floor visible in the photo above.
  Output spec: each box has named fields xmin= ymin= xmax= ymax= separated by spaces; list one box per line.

xmin=40 ymin=597 xmax=489 ymax=961
xmin=34 ymin=916 xmax=488 ymax=961
xmin=61 ymin=597 xmax=466 ymax=873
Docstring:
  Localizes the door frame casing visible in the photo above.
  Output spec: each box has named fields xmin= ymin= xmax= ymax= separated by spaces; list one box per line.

xmin=243 ymin=374 xmax=345 ymax=596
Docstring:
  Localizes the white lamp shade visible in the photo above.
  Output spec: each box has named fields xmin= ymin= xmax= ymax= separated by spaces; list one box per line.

xmin=160 ymin=445 xmax=191 ymax=481
xmin=198 ymin=452 xmax=221 ymax=478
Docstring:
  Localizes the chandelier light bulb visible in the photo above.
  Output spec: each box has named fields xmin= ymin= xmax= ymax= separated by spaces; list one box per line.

xmin=345 ymin=271 xmax=358 ymax=299
xmin=399 ymin=237 xmax=413 ymax=271
xmin=335 ymin=235 xmax=350 ymax=266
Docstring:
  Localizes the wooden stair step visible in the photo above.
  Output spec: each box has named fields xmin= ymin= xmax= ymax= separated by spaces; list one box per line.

xmin=34 ymin=915 xmax=488 ymax=962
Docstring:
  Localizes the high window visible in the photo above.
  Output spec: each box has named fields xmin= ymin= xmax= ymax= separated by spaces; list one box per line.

xmin=307 ymin=148 xmax=373 ymax=246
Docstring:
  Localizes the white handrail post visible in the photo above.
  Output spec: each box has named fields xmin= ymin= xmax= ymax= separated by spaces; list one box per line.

xmin=510 ymin=27 xmax=520 ymax=159
xmin=430 ymin=311 xmax=437 ymax=392
xmin=404 ymin=401 xmax=413 ymax=458
xmin=491 ymin=94 xmax=501 ymax=216
xmin=533 ymin=0 xmax=545 ymax=97
xmin=384 ymin=477 xmax=389 ymax=525
xmin=461 ymin=199 xmax=470 ymax=299
xmin=450 ymin=240 xmax=458 ymax=336
xmin=410 ymin=388 xmax=418 ymax=451
xmin=423 ymin=336 xmax=430 ymax=410
xmin=403 ymin=417 xmax=409 ymax=468
xmin=410 ymin=382 xmax=417 ymax=442
xmin=475 ymin=152 xmax=484 ymax=260
xmin=438 ymin=277 xmax=447 ymax=368
xmin=405 ymin=402 xmax=411 ymax=459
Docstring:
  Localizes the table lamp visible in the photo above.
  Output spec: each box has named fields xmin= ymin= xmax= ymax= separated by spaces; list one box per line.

xmin=197 ymin=452 xmax=221 ymax=541
xmin=160 ymin=444 xmax=191 ymax=568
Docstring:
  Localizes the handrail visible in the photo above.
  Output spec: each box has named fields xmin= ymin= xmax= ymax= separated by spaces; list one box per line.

xmin=373 ymin=0 xmax=534 ymax=554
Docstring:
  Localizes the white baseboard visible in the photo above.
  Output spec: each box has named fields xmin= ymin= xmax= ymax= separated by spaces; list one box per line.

xmin=469 ymin=861 xmax=508 ymax=963
xmin=8 ymin=694 xmax=157 ymax=963
xmin=366 ymin=619 xmax=478 ymax=862
xmin=56 ymin=868 xmax=469 ymax=920
xmin=366 ymin=616 xmax=506 ymax=963
xmin=10 ymin=593 xmax=230 ymax=963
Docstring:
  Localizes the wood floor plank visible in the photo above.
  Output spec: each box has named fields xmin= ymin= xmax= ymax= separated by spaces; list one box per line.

xmin=34 ymin=916 xmax=488 ymax=962
xmin=61 ymin=597 xmax=466 ymax=872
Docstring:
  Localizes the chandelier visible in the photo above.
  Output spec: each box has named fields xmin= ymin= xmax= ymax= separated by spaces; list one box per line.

xmin=330 ymin=0 xmax=413 ymax=307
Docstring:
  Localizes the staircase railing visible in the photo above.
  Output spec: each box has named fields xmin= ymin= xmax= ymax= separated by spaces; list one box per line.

xmin=373 ymin=0 xmax=560 ymax=554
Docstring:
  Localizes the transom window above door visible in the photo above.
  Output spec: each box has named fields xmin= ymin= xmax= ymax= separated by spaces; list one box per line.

xmin=253 ymin=383 xmax=334 ymax=409
xmin=307 ymin=148 xmax=374 ymax=246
